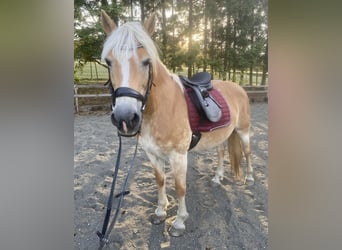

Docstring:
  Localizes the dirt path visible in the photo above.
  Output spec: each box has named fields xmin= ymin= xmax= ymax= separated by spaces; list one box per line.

xmin=74 ymin=103 xmax=268 ymax=249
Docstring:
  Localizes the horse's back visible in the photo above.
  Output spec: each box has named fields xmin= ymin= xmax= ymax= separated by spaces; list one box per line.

xmin=212 ymin=80 xmax=249 ymax=105
xmin=212 ymin=80 xmax=250 ymax=121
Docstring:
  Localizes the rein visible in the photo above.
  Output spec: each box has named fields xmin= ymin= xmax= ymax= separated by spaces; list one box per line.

xmin=96 ymin=135 xmax=139 ymax=249
xmin=97 ymin=57 xmax=154 ymax=248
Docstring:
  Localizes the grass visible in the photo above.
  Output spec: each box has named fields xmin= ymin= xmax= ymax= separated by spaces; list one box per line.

xmin=74 ymin=61 xmax=108 ymax=82
xmin=74 ymin=61 xmax=268 ymax=86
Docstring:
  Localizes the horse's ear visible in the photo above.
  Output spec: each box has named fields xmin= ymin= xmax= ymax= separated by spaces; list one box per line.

xmin=143 ymin=13 xmax=156 ymax=36
xmin=101 ymin=10 xmax=117 ymax=35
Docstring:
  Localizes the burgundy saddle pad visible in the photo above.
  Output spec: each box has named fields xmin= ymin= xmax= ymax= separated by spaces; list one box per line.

xmin=184 ymin=87 xmax=231 ymax=132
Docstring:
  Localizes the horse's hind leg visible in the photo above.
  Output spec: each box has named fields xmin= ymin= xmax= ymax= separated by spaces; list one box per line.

xmin=146 ymin=152 xmax=169 ymax=224
xmin=212 ymin=143 xmax=225 ymax=184
xmin=237 ymin=129 xmax=254 ymax=185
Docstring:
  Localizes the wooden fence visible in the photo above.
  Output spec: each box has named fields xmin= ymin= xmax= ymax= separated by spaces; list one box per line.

xmin=74 ymin=84 xmax=268 ymax=113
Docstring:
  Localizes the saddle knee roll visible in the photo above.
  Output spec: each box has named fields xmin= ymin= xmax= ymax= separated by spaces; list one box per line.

xmin=193 ymin=87 xmax=222 ymax=122
xmin=201 ymin=96 xmax=222 ymax=122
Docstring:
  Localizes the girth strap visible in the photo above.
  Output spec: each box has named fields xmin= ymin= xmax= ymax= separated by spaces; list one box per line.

xmin=189 ymin=131 xmax=201 ymax=151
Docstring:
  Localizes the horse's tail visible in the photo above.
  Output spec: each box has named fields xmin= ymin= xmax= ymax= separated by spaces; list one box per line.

xmin=228 ymin=129 xmax=243 ymax=178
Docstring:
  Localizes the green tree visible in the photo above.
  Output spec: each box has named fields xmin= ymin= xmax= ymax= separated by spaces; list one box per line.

xmin=74 ymin=0 xmax=268 ymax=84
xmin=74 ymin=0 xmax=122 ymax=70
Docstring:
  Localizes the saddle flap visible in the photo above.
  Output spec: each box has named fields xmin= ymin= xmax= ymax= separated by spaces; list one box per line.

xmin=192 ymin=87 xmax=222 ymax=122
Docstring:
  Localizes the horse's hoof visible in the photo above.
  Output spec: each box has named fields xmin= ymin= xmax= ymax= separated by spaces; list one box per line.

xmin=150 ymin=214 xmax=166 ymax=225
xmin=168 ymin=226 xmax=185 ymax=237
xmin=211 ymin=176 xmax=222 ymax=185
xmin=244 ymin=176 xmax=255 ymax=186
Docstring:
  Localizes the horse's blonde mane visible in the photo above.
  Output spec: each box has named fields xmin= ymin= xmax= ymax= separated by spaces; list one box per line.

xmin=171 ymin=74 xmax=184 ymax=93
xmin=101 ymin=22 xmax=159 ymax=68
xmin=101 ymin=21 xmax=185 ymax=92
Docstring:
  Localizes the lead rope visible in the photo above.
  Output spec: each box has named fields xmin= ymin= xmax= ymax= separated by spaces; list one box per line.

xmin=97 ymin=60 xmax=152 ymax=248
xmin=97 ymin=135 xmax=139 ymax=249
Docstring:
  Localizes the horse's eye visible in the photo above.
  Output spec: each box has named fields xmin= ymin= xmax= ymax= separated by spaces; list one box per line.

xmin=105 ymin=58 xmax=112 ymax=67
xmin=142 ymin=59 xmax=150 ymax=67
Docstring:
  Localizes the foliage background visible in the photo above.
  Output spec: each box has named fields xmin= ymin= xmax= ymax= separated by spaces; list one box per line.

xmin=74 ymin=0 xmax=268 ymax=85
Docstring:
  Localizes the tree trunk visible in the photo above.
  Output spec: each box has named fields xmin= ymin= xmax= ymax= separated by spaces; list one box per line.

xmin=187 ymin=0 xmax=193 ymax=78
xmin=161 ymin=0 xmax=167 ymax=59
xmin=249 ymin=65 xmax=253 ymax=85
xmin=209 ymin=16 xmax=215 ymax=77
xmin=95 ymin=61 xmax=99 ymax=80
xmin=240 ymin=70 xmax=244 ymax=85
xmin=261 ymin=66 xmax=267 ymax=85
xmin=89 ymin=62 xmax=92 ymax=79
xmin=203 ymin=0 xmax=208 ymax=72
xmin=171 ymin=0 xmax=175 ymax=73
xmin=101 ymin=0 xmax=108 ymax=7
xmin=256 ymin=70 xmax=259 ymax=85
xmin=261 ymin=43 xmax=268 ymax=85
xmin=232 ymin=17 xmax=237 ymax=83
xmin=228 ymin=65 xmax=231 ymax=80
xmin=130 ymin=0 xmax=133 ymax=19
xmin=140 ymin=0 xmax=145 ymax=22
xmin=112 ymin=0 xmax=118 ymax=24
xmin=223 ymin=13 xmax=230 ymax=80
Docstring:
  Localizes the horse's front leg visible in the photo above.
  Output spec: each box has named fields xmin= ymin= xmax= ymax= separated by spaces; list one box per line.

xmin=169 ymin=152 xmax=189 ymax=237
xmin=146 ymin=152 xmax=169 ymax=224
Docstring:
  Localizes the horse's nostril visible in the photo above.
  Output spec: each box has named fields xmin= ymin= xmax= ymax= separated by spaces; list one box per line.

xmin=132 ymin=113 xmax=140 ymax=124
xmin=111 ymin=113 xmax=117 ymax=126
xmin=127 ymin=113 xmax=140 ymax=128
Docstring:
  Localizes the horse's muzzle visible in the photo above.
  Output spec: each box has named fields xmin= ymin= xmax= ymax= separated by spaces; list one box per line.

xmin=111 ymin=106 xmax=142 ymax=136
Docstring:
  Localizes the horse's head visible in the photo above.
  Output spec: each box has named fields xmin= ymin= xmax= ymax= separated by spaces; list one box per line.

xmin=100 ymin=11 xmax=157 ymax=136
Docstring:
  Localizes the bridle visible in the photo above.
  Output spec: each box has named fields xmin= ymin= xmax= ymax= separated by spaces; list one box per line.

xmin=96 ymin=52 xmax=154 ymax=248
xmin=108 ymin=59 xmax=154 ymax=110
xmin=107 ymin=57 xmax=154 ymax=137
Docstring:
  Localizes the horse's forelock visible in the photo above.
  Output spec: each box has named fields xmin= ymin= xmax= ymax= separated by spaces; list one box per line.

xmin=101 ymin=22 xmax=159 ymax=68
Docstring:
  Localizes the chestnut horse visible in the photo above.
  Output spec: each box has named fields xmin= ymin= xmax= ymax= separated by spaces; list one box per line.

xmin=100 ymin=11 xmax=254 ymax=236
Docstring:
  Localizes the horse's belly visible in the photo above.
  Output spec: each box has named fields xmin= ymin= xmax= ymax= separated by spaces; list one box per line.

xmin=190 ymin=125 xmax=235 ymax=152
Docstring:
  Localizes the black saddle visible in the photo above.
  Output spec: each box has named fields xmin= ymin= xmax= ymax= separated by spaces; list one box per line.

xmin=180 ymin=72 xmax=213 ymax=89
xmin=180 ymin=72 xmax=222 ymax=123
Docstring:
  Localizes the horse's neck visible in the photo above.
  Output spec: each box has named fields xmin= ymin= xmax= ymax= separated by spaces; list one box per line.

xmin=141 ymin=61 xmax=191 ymax=153
xmin=144 ymin=62 xmax=183 ymax=117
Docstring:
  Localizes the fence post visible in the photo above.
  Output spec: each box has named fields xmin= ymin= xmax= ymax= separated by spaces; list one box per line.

xmin=74 ymin=84 xmax=79 ymax=113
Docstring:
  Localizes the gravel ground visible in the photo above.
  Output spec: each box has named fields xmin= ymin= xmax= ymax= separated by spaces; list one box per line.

xmin=74 ymin=102 xmax=268 ymax=249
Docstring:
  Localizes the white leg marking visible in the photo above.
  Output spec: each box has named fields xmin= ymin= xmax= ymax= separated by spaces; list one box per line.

xmin=169 ymin=152 xmax=189 ymax=230
xmin=172 ymin=196 xmax=188 ymax=230
xmin=237 ymin=130 xmax=254 ymax=184
xmin=155 ymin=179 xmax=169 ymax=217
xmin=145 ymin=151 xmax=169 ymax=218
xmin=212 ymin=144 xmax=225 ymax=184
